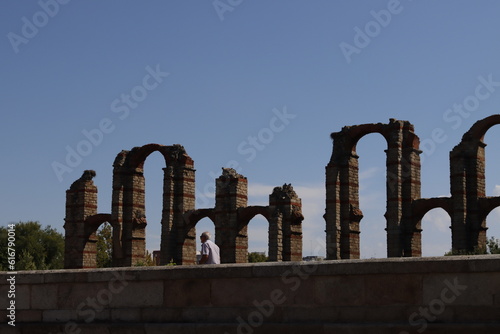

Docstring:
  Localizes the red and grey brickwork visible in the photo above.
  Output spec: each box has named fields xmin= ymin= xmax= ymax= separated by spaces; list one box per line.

xmin=64 ymin=146 xmax=303 ymax=268
xmin=326 ymin=116 xmax=500 ymax=259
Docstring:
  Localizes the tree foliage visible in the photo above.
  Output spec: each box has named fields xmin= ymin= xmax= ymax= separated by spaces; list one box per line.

xmin=134 ymin=250 xmax=156 ymax=266
xmin=0 ymin=221 xmax=64 ymax=270
xmin=444 ymin=236 xmax=500 ymax=256
xmin=248 ymin=252 xmax=268 ymax=263
xmin=96 ymin=222 xmax=113 ymax=268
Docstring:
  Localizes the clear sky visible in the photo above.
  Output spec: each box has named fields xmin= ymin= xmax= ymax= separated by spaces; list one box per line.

xmin=2 ymin=0 xmax=500 ymax=259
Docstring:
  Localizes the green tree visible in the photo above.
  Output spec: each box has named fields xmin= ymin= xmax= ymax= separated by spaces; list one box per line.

xmin=0 ymin=221 xmax=64 ymax=270
xmin=248 ymin=252 xmax=268 ymax=263
xmin=444 ymin=236 xmax=500 ymax=256
xmin=134 ymin=250 xmax=156 ymax=266
xmin=486 ymin=236 xmax=500 ymax=254
xmin=96 ymin=222 xmax=113 ymax=268
xmin=17 ymin=249 xmax=37 ymax=271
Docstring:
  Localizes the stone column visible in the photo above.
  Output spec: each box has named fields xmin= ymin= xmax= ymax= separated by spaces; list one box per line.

xmin=166 ymin=156 xmax=196 ymax=265
xmin=450 ymin=139 xmax=487 ymax=253
xmin=64 ymin=170 xmax=98 ymax=269
xmin=326 ymin=132 xmax=362 ymax=260
xmin=325 ymin=160 xmax=341 ymax=260
xmin=386 ymin=120 xmax=422 ymax=257
xmin=401 ymin=144 xmax=422 ymax=257
xmin=269 ymin=184 xmax=303 ymax=261
xmin=215 ymin=168 xmax=248 ymax=263
xmin=117 ymin=167 xmax=146 ymax=267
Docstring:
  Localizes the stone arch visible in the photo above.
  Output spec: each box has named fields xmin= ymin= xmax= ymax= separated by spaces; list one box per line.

xmin=183 ymin=209 xmax=217 ymax=262
xmin=326 ymin=119 xmax=421 ymax=259
xmin=478 ymin=197 xmax=500 ymax=229
xmin=412 ymin=198 xmax=452 ymax=224
xmin=450 ymin=115 xmax=500 ymax=252
xmin=411 ymin=197 xmax=452 ymax=255
xmin=238 ymin=206 xmax=272 ymax=260
xmin=184 ymin=209 xmax=217 ymax=230
xmin=64 ymin=171 xmax=114 ymax=269
xmin=83 ymin=214 xmax=113 ymax=268
xmin=111 ymin=144 xmax=196 ymax=266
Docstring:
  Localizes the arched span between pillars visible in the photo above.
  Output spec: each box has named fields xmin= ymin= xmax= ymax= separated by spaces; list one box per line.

xmin=449 ymin=114 xmax=500 ymax=252
xmin=325 ymin=119 xmax=422 ymax=260
xmin=64 ymin=115 xmax=500 ymax=268
xmin=65 ymin=153 xmax=302 ymax=268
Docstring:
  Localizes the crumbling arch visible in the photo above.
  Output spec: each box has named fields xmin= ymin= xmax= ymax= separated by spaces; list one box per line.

xmin=450 ymin=115 xmax=500 ymax=252
xmin=111 ymin=144 xmax=196 ymax=266
xmin=326 ymin=119 xmax=422 ymax=259
xmin=63 ymin=170 xmax=114 ymax=269
xmin=85 ymin=214 xmax=113 ymax=267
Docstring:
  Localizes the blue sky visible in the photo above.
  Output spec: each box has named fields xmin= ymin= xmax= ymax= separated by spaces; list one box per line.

xmin=2 ymin=0 xmax=500 ymax=258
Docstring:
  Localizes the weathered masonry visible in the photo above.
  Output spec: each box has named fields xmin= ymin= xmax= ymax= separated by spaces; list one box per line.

xmin=64 ymin=144 xmax=303 ymax=268
xmin=325 ymin=115 xmax=500 ymax=259
xmin=65 ymin=115 xmax=500 ymax=267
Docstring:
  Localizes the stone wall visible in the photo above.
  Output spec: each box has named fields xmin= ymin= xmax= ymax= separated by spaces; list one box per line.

xmin=1 ymin=255 xmax=499 ymax=333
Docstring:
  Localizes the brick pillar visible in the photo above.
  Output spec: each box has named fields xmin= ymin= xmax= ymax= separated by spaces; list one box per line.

xmin=342 ymin=153 xmax=361 ymax=259
xmin=215 ymin=168 xmax=248 ymax=263
xmin=116 ymin=166 xmax=146 ymax=267
xmin=385 ymin=120 xmax=404 ymax=258
xmin=386 ymin=119 xmax=422 ymax=257
xmin=269 ymin=184 xmax=303 ymax=261
xmin=401 ymin=144 xmax=422 ymax=257
xmin=161 ymin=154 xmax=196 ymax=265
xmin=325 ymin=160 xmax=341 ymax=260
xmin=326 ymin=131 xmax=362 ymax=260
xmin=64 ymin=170 xmax=98 ymax=269
xmin=111 ymin=151 xmax=127 ymax=267
xmin=268 ymin=210 xmax=283 ymax=261
xmin=450 ymin=139 xmax=487 ymax=253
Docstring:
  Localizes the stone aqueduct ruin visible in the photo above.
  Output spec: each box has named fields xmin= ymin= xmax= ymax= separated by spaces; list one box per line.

xmin=65 ymin=115 xmax=500 ymax=268
xmin=64 ymin=144 xmax=303 ymax=268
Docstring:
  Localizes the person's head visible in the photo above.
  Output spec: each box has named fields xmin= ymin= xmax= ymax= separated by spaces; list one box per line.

xmin=200 ymin=231 xmax=211 ymax=243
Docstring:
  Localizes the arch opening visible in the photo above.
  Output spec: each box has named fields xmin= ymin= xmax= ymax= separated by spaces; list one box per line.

xmin=356 ymin=132 xmax=388 ymax=259
xmin=485 ymin=208 xmax=500 ymax=251
xmin=195 ymin=217 xmax=217 ymax=263
xmin=143 ymin=152 xmax=165 ymax=264
xmin=484 ymin=130 xmax=500 ymax=198
xmin=246 ymin=214 xmax=270 ymax=260
xmin=421 ymin=207 xmax=451 ymax=256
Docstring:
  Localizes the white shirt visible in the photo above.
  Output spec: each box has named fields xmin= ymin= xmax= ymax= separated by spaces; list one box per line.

xmin=201 ymin=239 xmax=220 ymax=264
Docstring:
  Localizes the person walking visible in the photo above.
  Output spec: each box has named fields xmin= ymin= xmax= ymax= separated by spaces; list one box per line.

xmin=199 ymin=231 xmax=220 ymax=264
